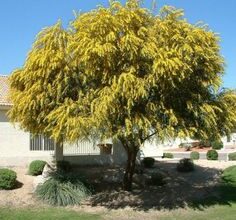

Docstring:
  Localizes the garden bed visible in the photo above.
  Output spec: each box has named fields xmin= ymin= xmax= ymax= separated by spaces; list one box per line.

xmin=1 ymin=160 xmax=236 ymax=209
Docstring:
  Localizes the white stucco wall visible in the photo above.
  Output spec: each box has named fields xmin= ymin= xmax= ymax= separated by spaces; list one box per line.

xmin=0 ymin=108 xmax=53 ymax=166
xmin=0 ymin=108 xmax=128 ymax=167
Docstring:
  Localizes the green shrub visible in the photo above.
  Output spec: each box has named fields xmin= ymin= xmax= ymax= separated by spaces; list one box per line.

xmin=207 ymin=149 xmax=218 ymax=160
xmin=190 ymin=151 xmax=200 ymax=160
xmin=148 ymin=172 xmax=166 ymax=186
xmin=177 ymin=158 xmax=194 ymax=172
xmin=142 ymin=157 xmax=155 ymax=168
xmin=35 ymin=172 xmax=91 ymax=206
xmin=163 ymin=153 xmax=173 ymax=159
xmin=0 ymin=168 xmax=17 ymax=190
xmin=222 ymin=165 xmax=236 ymax=185
xmin=29 ymin=160 xmax=47 ymax=176
xmin=228 ymin=152 xmax=236 ymax=161
xmin=211 ymin=140 xmax=223 ymax=150
xmin=199 ymin=140 xmax=211 ymax=147
xmin=56 ymin=161 xmax=72 ymax=172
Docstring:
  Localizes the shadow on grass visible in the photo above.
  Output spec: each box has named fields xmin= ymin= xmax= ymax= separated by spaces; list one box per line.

xmin=87 ymin=161 xmax=236 ymax=211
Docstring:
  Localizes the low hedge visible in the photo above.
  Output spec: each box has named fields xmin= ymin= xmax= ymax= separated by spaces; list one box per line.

xmin=207 ymin=149 xmax=218 ymax=160
xmin=190 ymin=151 xmax=200 ymax=160
xmin=29 ymin=160 xmax=47 ymax=176
xmin=228 ymin=152 xmax=236 ymax=161
xmin=0 ymin=168 xmax=17 ymax=190
xmin=163 ymin=153 xmax=174 ymax=159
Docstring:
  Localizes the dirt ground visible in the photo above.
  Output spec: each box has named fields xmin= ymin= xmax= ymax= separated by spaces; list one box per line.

xmin=0 ymin=160 xmax=236 ymax=219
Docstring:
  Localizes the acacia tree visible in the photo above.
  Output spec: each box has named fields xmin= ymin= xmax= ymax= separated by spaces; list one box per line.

xmin=9 ymin=0 xmax=236 ymax=191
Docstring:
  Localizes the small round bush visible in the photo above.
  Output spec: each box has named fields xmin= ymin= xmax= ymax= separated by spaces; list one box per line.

xmin=142 ymin=157 xmax=155 ymax=168
xmin=228 ymin=152 xmax=236 ymax=161
xmin=163 ymin=153 xmax=174 ymax=159
xmin=148 ymin=172 xmax=166 ymax=186
xmin=211 ymin=140 xmax=223 ymax=150
xmin=0 ymin=168 xmax=17 ymax=190
xmin=35 ymin=172 xmax=91 ymax=206
xmin=222 ymin=165 xmax=236 ymax=184
xmin=177 ymin=158 xmax=194 ymax=172
xmin=56 ymin=161 xmax=72 ymax=172
xmin=190 ymin=151 xmax=200 ymax=160
xmin=207 ymin=149 xmax=218 ymax=160
xmin=29 ymin=160 xmax=47 ymax=176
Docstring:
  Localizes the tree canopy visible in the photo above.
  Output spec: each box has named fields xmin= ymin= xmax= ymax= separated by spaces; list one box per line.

xmin=9 ymin=0 xmax=236 ymax=190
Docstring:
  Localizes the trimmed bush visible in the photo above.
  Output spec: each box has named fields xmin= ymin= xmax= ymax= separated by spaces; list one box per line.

xmin=163 ymin=153 xmax=173 ymax=159
xmin=207 ymin=149 xmax=218 ymax=160
xmin=222 ymin=165 xmax=236 ymax=185
xmin=142 ymin=157 xmax=155 ymax=168
xmin=0 ymin=168 xmax=17 ymax=190
xmin=228 ymin=152 xmax=236 ymax=161
xmin=56 ymin=161 xmax=72 ymax=172
xmin=190 ymin=151 xmax=200 ymax=160
xmin=29 ymin=160 xmax=47 ymax=176
xmin=35 ymin=172 xmax=91 ymax=206
xmin=149 ymin=172 xmax=166 ymax=186
xmin=177 ymin=158 xmax=194 ymax=172
xmin=211 ymin=140 xmax=223 ymax=150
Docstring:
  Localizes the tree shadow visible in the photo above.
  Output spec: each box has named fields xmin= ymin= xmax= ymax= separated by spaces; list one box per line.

xmin=87 ymin=161 xmax=236 ymax=211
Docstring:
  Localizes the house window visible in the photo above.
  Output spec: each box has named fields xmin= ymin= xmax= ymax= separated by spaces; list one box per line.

xmin=30 ymin=134 xmax=55 ymax=151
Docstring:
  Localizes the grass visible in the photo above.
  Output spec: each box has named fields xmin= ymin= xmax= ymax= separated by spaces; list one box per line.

xmin=0 ymin=208 xmax=101 ymax=220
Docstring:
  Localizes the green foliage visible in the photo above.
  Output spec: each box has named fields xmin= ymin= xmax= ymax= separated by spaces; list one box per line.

xmin=9 ymin=0 xmax=236 ymax=145
xmin=142 ymin=157 xmax=155 ymax=168
xmin=221 ymin=165 xmax=236 ymax=185
xmin=35 ymin=172 xmax=91 ymax=206
xmin=177 ymin=158 xmax=194 ymax=172
xmin=0 ymin=168 xmax=17 ymax=190
xmin=29 ymin=160 xmax=46 ymax=176
xmin=190 ymin=151 xmax=200 ymax=160
xmin=163 ymin=153 xmax=174 ymax=159
xmin=56 ymin=161 xmax=72 ymax=172
xmin=207 ymin=149 xmax=218 ymax=160
xmin=211 ymin=140 xmax=223 ymax=150
xmin=228 ymin=152 xmax=236 ymax=161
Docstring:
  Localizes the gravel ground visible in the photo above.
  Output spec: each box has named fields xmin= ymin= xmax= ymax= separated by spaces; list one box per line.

xmin=0 ymin=167 xmax=37 ymax=207
xmin=0 ymin=160 xmax=235 ymax=211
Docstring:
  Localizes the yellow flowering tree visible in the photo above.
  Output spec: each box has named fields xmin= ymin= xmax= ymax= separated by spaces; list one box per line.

xmin=9 ymin=0 xmax=236 ymax=191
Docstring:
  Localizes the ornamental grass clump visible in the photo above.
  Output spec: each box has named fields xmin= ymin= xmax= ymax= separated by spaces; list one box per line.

xmin=35 ymin=172 xmax=91 ymax=206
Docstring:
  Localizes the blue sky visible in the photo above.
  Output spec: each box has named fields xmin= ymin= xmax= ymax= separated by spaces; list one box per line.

xmin=0 ymin=0 xmax=235 ymax=88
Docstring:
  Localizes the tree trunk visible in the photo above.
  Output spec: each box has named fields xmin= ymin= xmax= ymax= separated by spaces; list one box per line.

xmin=123 ymin=148 xmax=138 ymax=191
xmin=54 ymin=142 xmax=64 ymax=162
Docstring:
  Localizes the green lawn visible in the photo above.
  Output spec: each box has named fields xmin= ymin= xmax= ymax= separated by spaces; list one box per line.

xmin=0 ymin=208 xmax=101 ymax=220
xmin=158 ymin=204 xmax=236 ymax=220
